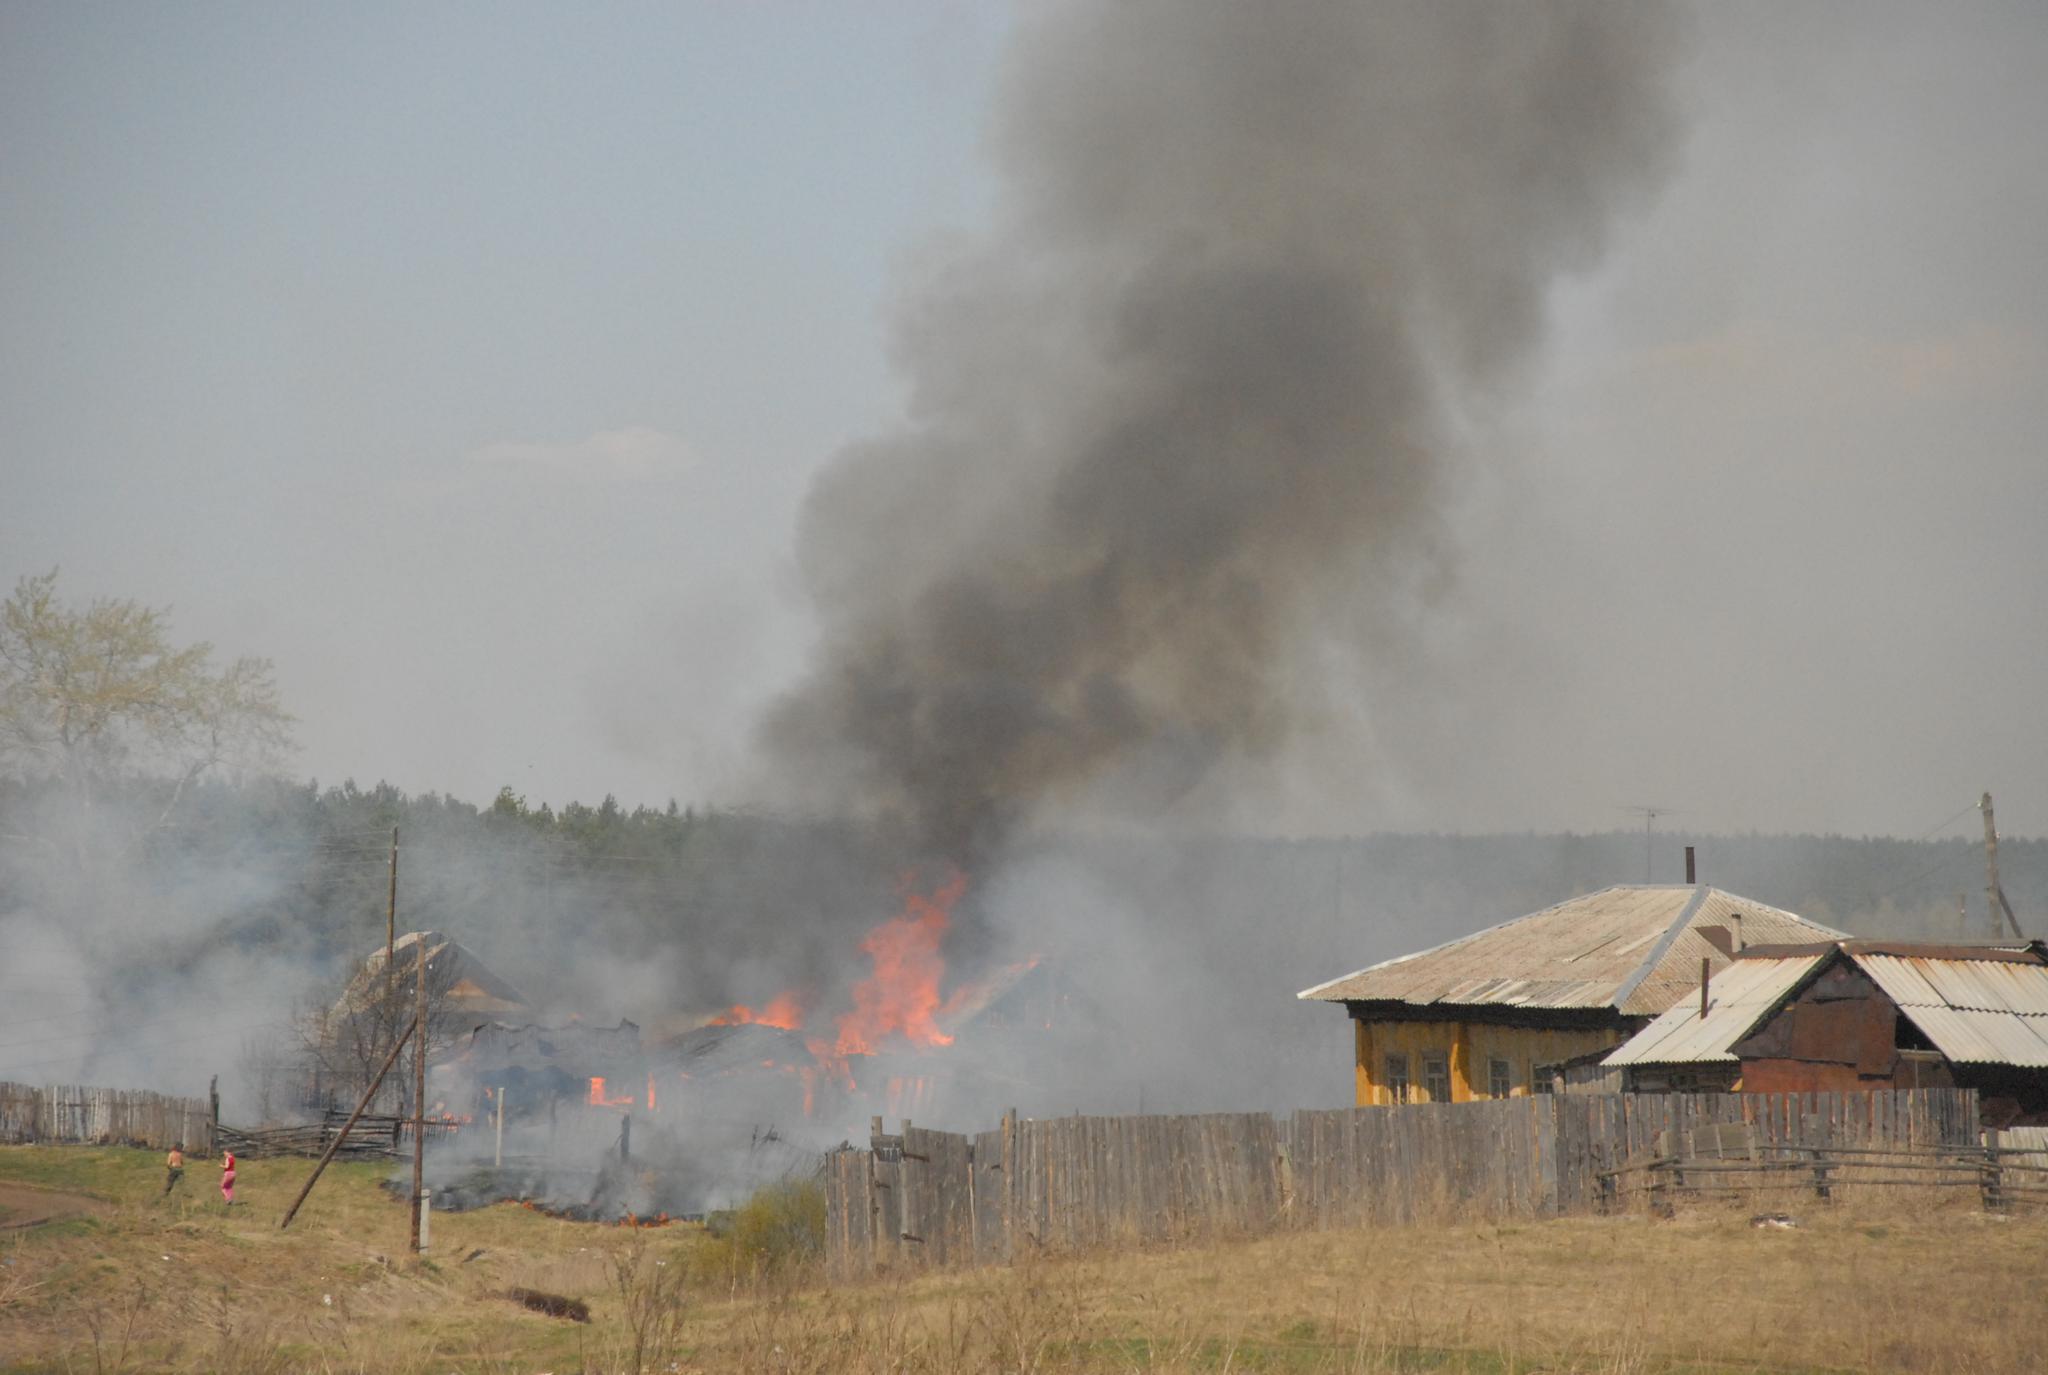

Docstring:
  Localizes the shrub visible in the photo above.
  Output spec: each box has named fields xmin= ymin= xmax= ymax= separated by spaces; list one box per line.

xmin=688 ymin=1179 xmax=824 ymax=1285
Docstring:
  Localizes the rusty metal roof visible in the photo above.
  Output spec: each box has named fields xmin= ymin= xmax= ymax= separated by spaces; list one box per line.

xmin=1859 ymin=952 xmax=2048 ymax=1066
xmin=1605 ymin=941 xmax=2048 ymax=1068
xmin=1602 ymin=955 xmax=1824 ymax=1066
xmin=1298 ymin=885 xmax=1841 ymax=1016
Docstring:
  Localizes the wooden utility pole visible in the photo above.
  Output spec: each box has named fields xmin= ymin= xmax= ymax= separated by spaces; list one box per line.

xmin=386 ymin=827 xmax=399 ymax=968
xmin=280 ymin=1017 xmax=417 ymax=1230
xmin=1982 ymin=793 xmax=2026 ymax=940
xmin=410 ymin=938 xmax=428 ymax=1253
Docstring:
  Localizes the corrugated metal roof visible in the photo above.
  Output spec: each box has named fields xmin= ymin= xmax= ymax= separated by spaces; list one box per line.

xmin=1603 ymin=956 xmax=1823 ymax=1066
xmin=1859 ymin=953 xmax=2048 ymax=1066
xmin=1298 ymin=886 xmax=1842 ymax=1016
xmin=1604 ymin=942 xmax=2048 ymax=1068
xmin=1614 ymin=889 xmax=1841 ymax=1016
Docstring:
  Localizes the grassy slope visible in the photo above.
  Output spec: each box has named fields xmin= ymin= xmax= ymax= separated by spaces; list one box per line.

xmin=3 ymin=1145 xmax=2044 ymax=1374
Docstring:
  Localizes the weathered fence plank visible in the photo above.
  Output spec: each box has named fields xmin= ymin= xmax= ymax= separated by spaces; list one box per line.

xmin=825 ymin=1088 xmax=1981 ymax=1275
xmin=0 ymin=1081 xmax=214 ymax=1153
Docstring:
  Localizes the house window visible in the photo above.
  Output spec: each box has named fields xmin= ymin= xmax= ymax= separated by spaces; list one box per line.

xmin=1422 ymin=1053 xmax=1451 ymax=1102
xmin=1487 ymin=1057 xmax=1513 ymax=1099
xmin=1383 ymin=1053 xmax=1410 ymax=1103
xmin=1532 ymin=1064 xmax=1556 ymax=1095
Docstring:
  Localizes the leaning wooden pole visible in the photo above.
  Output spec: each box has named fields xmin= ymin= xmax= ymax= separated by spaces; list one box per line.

xmin=410 ymin=939 xmax=428 ymax=1253
xmin=279 ymin=1017 xmax=416 ymax=1230
xmin=1983 ymin=793 xmax=2026 ymax=940
xmin=1983 ymin=793 xmax=2002 ymax=940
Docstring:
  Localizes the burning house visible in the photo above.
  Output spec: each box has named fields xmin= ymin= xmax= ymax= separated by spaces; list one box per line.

xmin=304 ymin=930 xmax=532 ymax=1115
xmin=1603 ymin=940 xmax=2048 ymax=1125
xmin=411 ymin=874 xmax=1061 ymax=1220
xmin=366 ymin=875 xmax=1091 ymax=1223
xmin=654 ymin=942 xmax=1077 ymax=1130
xmin=444 ymin=1019 xmax=647 ymax=1121
xmin=1299 ymin=885 xmax=1845 ymax=1105
xmin=657 ymin=1019 xmax=823 ymax=1126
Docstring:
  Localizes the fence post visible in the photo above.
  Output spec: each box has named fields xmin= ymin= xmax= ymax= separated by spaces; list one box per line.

xmin=899 ymin=1118 xmax=915 ymax=1249
xmin=1981 ymin=1127 xmax=2005 ymax=1213
xmin=1000 ymin=1108 xmax=1017 ymax=1261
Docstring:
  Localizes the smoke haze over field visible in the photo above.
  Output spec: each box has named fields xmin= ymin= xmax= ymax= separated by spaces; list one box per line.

xmin=4 ymin=3 xmax=2048 ymax=1139
xmin=767 ymin=3 xmax=1684 ymax=860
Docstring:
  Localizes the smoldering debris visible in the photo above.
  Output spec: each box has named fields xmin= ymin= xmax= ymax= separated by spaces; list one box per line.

xmin=764 ymin=1 xmax=1686 ymax=863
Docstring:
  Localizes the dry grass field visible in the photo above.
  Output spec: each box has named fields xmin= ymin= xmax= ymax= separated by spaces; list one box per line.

xmin=3 ymin=1144 xmax=2043 ymax=1374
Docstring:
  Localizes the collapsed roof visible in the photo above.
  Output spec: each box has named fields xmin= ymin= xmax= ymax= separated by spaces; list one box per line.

xmin=457 ymin=1019 xmax=643 ymax=1078
xmin=332 ymin=930 xmax=532 ymax=1022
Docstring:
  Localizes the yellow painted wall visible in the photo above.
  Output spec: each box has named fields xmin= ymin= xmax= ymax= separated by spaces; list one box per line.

xmin=1351 ymin=1019 xmax=1624 ymax=1106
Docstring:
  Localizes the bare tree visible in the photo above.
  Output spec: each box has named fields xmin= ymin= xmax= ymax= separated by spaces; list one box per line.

xmin=291 ymin=937 xmax=462 ymax=1121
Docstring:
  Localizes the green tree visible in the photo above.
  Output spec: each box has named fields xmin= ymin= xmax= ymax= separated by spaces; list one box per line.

xmin=0 ymin=569 xmax=295 ymax=858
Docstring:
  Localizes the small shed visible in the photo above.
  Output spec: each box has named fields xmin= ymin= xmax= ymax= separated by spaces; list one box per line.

xmin=1300 ymin=885 xmax=1843 ymax=1106
xmin=1604 ymin=940 xmax=2048 ymax=1126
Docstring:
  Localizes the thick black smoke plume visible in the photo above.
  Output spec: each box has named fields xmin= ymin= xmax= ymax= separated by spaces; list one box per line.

xmin=767 ymin=2 xmax=1684 ymax=861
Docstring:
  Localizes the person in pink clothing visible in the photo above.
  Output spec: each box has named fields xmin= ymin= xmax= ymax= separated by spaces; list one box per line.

xmin=220 ymin=1150 xmax=237 ymax=1206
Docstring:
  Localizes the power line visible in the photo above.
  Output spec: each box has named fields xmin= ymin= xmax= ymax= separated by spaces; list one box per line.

xmin=1870 ymin=847 xmax=1975 ymax=905
xmin=1906 ymin=801 xmax=1980 ymax=846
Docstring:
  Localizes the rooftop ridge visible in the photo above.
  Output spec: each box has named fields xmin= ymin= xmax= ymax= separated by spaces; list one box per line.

xmin=1300 ymin=884 xmax=1842 ymax=1012
xmin=1607 ymin=884 xmax=1712 ymax=1011
xmin=1296 ymin=884 xmax=1641 ymax=1000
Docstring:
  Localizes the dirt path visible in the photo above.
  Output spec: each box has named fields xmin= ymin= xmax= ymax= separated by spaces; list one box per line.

xmin=0 ymin=1181 xmax=113 ymax=1230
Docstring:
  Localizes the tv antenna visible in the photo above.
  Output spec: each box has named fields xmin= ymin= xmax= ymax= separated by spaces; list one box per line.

xmin=1622 ymin=805 xmax=1678 ymax=883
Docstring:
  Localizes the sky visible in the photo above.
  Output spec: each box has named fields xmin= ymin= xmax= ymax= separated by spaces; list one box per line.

xmin=4 ymin=0 xmax=2046 ymax=842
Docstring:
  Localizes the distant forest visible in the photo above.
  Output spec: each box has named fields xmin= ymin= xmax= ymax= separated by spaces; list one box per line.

xmin=4 ymin=775 xmax=2039 ymax=992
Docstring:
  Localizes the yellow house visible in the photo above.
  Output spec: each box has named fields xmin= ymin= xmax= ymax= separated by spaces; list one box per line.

xmin=1298 ymin=885 xmax=1843 ymax=1106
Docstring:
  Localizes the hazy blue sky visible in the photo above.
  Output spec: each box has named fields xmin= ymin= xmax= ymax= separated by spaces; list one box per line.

xmin=5 ymin=2 xmax=2045 ymax=840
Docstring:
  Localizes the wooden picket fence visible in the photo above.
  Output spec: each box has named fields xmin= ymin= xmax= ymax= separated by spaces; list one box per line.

xmin=824 ymin=1088 xmax=1980 ymax=1275
xmin=0 ymin=1082 xmax=215 ymax=1153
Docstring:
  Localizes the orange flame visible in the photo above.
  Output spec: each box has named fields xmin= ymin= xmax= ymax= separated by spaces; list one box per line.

xmin=820 ymin=872 xmax=965 ymax=1056
xmin=587 ymin=1076 xmax=634 ymax=1108
xmin=709 ymin=990 xmax=806 ymax=1030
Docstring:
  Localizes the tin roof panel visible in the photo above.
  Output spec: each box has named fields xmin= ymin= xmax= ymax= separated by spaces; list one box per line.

xmin=1603 ymin=956 xmax=1823 ymax=1066
xmin=1893 ymin=1004 xmax=2048 ymax=1066
xmin=1300 ymin=886 xmax=1840 ymax=1016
